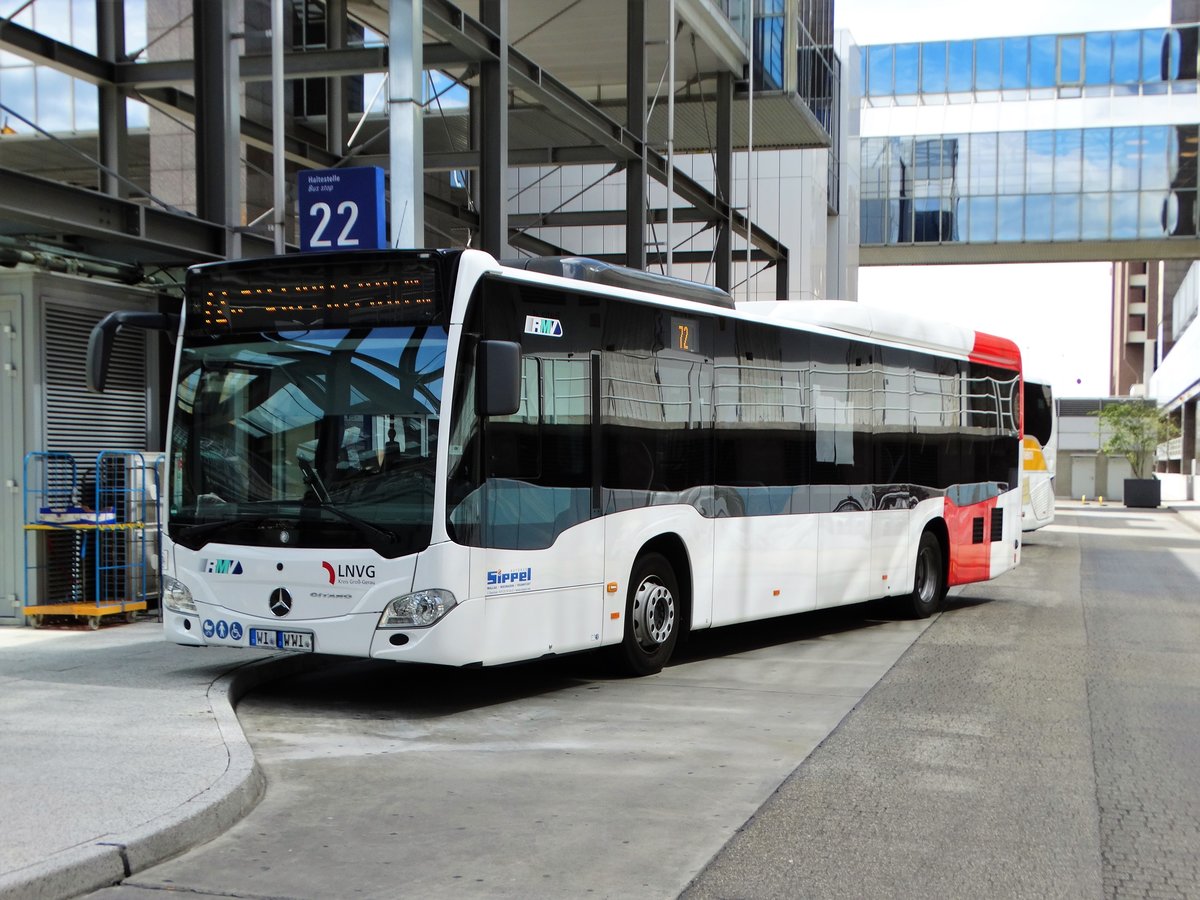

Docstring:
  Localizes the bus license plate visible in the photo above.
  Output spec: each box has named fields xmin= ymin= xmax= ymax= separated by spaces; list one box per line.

xmin=249 ymin=628 xmax=314 ymax=652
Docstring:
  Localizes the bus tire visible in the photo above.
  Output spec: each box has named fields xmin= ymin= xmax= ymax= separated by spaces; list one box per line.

xmin=616 ymin=552 xmax=680 ymax=676
xmin=908 ymin=529 xmax=947 ymax=618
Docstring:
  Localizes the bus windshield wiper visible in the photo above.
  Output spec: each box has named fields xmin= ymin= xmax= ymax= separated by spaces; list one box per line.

xmin=175 ymin=498 xmax=399 ymax=553
xmin=300 ymin=497 xmax=400 ymax=550
xmin=295 ymin=458 xmax=399 ymax=549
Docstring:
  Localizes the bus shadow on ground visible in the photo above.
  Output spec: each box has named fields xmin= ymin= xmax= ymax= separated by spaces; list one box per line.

xmin=245 ymin=599 xmax=914 ymax=719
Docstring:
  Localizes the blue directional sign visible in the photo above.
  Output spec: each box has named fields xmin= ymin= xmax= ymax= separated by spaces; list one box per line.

xmin=298 ymin=166 xmax=386 ymax=252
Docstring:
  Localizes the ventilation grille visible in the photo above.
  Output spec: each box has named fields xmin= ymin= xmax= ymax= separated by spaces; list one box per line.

xmin=972 ymin=517 xmax=985 ymax=544
xmin=44 ymin=303 xmax=148 ymax=484
xmin=990 ymin=507 xmax=1004 ymax=542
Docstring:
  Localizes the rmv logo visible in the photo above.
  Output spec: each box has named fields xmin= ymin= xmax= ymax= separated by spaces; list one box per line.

xmin=524 ymin=315 xmax=563 ymax=337
xmin=488 ymin=568 xmax=532 ymax=586
xmin=205 ymin=559 xmax=244 ymax=575
xmin=322 ymin=561 xmax=377 ymax=585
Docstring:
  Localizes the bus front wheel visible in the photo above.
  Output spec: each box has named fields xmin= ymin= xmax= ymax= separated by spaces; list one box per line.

xmin=908 ymin=530 xmax=947 ymax=618
xmin=616 ymin=553 xmax=680 ymax=676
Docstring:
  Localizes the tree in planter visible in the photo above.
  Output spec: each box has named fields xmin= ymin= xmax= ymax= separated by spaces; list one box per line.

xmin=1095 ymin=400 xmax=1178 ymax=480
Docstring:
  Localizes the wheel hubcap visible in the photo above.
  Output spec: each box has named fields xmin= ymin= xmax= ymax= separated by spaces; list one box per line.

xmin=632 ymin=576 xmax=675 ymax=650
xmin=916 ymin=547 xmax=936 ymax=603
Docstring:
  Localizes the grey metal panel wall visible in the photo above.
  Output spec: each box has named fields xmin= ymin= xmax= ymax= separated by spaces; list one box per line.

xmin=43 ymin=302 xmax=149 ymax=463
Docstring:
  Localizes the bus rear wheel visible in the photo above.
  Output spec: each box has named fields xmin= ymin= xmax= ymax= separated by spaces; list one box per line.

xmin=908 ymin=530 xmax=947 ymax=618
xmin=616 ymin=553 xmax=680 ymax=676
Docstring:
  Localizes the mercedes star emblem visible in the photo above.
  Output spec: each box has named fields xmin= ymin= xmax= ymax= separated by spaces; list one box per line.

xmin=269 ymin=587 xmax=293 ymax=617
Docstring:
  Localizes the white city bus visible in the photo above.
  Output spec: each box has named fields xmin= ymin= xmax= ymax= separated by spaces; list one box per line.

xmin=1021 ymin=379 xmax=1057 ymax=531
xmin=89 ymin=249 xmax=1024 ymax=675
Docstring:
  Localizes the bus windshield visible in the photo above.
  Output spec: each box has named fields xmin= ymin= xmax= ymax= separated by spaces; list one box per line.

xmin=169 ymin=325 xmax=447 ymax=557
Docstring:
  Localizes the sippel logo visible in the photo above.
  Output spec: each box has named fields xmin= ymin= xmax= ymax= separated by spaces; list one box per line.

xmin=487 ymin=567 xmax=532 ymax=587
xmin=322 ymin=561 xmax=377 ymax=585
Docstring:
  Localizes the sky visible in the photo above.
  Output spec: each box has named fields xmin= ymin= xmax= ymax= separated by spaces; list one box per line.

xmin=834 ymin=0 xmax=1173 ymax=399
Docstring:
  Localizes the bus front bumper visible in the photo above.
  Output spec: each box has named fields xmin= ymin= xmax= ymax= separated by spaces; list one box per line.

xmin=164 ymin=597 xmax=487 ymax=667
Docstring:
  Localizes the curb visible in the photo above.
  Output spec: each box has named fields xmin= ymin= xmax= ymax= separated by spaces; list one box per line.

xmin=0 ymin=651 xmax=336 ymax=900
xmin=1166 ymin=504 xmax=1200 ymax=534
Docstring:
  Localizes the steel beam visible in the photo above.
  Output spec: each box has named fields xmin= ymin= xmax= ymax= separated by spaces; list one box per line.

xmin=0 ymin=17 xmax=110 ymax=82
xmin=194 ymin=0 xmax=227 ymax=225
xmin=478 ymin=0 xmax=508 ymax=256
xmin=326 ymin=0 xmax=348 ymax=156
xmin=95 ymin=0 xmax=128 ymax=198
xmin=0 ymin=167 xmax=274 ymax=263
xmin=511 ymin=209 xmax=714 ymax=229
xmin=587 ymin=250 xmax=778 ymax=266
xmin=626 ymin=0 xmax=647 ymax=269
xmin=715 ymin=71 xmax=732 ymax=290
xmin=138 ymin=87 xmax=339 ymax=169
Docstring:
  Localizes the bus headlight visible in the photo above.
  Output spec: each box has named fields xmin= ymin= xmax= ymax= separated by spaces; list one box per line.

xmin=379 ymin=589 xmax=457 ymax=628
xmin=163 ymin=575 xmax=196 ymax=615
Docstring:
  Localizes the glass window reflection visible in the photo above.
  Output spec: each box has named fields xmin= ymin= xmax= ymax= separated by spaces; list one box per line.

xmin=1112 ymin=126 xmax=1142 ymax=191
xmin=1141 ymin=30 xmax=1165 ymax=86
xmin=1002 ymin=37 xmax=1028 ymax=90
xmin=1058 ymin=36 xmax=1083 ymax=85
xmin=1054 ymin=130 xmax=1083 ymax=193
xmin=1026 ymin=131 xmax=1055 ymax=192
xmin=1083 ymin=129 xmax=1112 ymax=192
xmin=1112 ymin=31 xmax=1140 ymax=88
xmin=1030 ymin=36 xmax=1056 ymax=88
xmin=1111 ymin=193 xmax=1139 ymax=238
xmin=1081 ymin=193 xmax=1110 ymax=239
xmin=922 ymin=42 xmax=947 ymax=93
xmin=868 ymin=45 xmax=893 ymax=95
xmin=976 ymin=39 xmax=1001 ymax=91
xmin=894 ymin=43 xmax=918 ymax=94
xmin=1025 ymin=194 xmax=1051 ymax=241
xmin=968 ymin=133 xmax=998 ymax=194
xmin=968 ymin=196 xmax=996 ymax=242
xmin=0 ymin=67 xmax=35 ymax=121
xmin=1139 ymin=192 xmax=1164 ymax=237
xmin=34 ymin=67 xmax=73 ymax=132
xmin=998 ymin=132 xmax=1025 ymax=194
xmin=997 ymin=196 xmax=1023 ymax=241
xmin=948 ymin=41 xmax=973 ymax=92
xmin=1053 ymin=195 xmax=1080 ymax=240
xmin=858 ymin=116 xmax=1200 ymax=246
xmin=1084 ymin=32 xmax=1112 ymax=85
xmin=1140 ymin=126 xmax=1169 ymax=190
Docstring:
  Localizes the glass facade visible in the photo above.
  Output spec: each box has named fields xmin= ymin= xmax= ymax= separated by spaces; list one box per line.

xmin=861 ymin=124 xmax=1200 ymax=245
xmin=862 ymin=24 xmax=1198 ymax=104
xmin=0 ymin=0 xmax=148 ymax=133
xmin=860 ymin=23 xmax=1200 ymax=247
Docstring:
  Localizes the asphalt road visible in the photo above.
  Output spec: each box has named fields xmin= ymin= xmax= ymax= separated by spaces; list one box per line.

xmin=89 ymin=505 xmax=1200 ymax=899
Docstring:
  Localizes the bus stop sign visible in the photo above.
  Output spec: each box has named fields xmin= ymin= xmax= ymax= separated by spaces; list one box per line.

xmin=298 ymin=166 xmax=386 ymax=252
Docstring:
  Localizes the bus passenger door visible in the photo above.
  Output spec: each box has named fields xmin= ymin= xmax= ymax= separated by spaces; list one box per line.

xmin=467 ymin=283 xmax=607 ymax=665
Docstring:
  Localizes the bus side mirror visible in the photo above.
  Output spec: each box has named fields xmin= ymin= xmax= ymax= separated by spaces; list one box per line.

xmin=475 ymin=340 xmax=522 ymax=417
xmin=88 ymin=310 xmax=179 ymax=392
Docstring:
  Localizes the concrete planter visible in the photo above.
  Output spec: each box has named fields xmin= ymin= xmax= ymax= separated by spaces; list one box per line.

xmin=1123 ymin=478 xmax=1161 ymax=509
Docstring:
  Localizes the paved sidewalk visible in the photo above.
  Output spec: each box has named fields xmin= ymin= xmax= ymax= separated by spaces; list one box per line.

xmin=0 ymin=621 xmax=325 ymax=900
